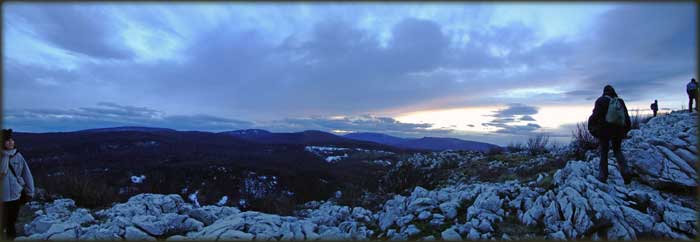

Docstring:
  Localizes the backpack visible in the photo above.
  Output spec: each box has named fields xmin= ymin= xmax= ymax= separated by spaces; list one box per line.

xmin=605 ymin=96 xmax=626 ymax=126
xmin=688 ymin=82 xmax=697 ymax=91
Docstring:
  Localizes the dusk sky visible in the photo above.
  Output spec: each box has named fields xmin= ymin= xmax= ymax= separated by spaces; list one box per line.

xmin=3 ymin=2 xmax=697 ymax=145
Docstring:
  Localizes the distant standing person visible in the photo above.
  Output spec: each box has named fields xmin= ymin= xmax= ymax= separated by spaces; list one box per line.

xmin=687 ymin=78 xmax=698 ymax=112
xmin=650 ymin=100 xmax=658 ymax=117
xmin=1 ymin=129 xmax=35 ymax=240
xmin=587 ymin=85 xmax=633 ymax=184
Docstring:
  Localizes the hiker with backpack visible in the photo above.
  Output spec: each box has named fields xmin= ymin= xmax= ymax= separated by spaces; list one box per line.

xmin=1 ymin=129 xmax=35 ymax=240
xmin=687 ymin=78 xmax=698 ymax=112
xmin=588 ymin=85 xmax=633 ymax=184
xmin=650 ymin=100 xmax=659 ymax=117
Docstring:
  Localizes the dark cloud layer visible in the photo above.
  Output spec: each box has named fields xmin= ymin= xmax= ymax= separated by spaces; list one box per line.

xmin=574 ymin=4 xmax=696 ymax=101
xmin=7 ymin=5 xmax=134 ymax=59
xmin=3 ymin=3 xmax=696 ymax=143
xmin=4 ymin=4 xmax=581 ymax=116
xmin=4 ymin=102 xmax=254 ymax=132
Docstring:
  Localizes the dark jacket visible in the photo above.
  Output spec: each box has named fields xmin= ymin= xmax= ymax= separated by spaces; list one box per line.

xmin=588 ymin=94 xmax=631 ymax=139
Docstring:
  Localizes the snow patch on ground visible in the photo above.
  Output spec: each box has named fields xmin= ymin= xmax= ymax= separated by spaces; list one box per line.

xmin=188 ymin=191 xmax=200 ymax=208
xmin=325 ymin=154 xmax=349 ymax=163
xmin=130 ymin=175 xmax=146 ymax=184
xmin=216 ymin=196 xmax=228 ymax=206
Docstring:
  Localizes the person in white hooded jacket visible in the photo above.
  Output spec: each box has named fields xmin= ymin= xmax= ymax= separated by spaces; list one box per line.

xmin=1 ymin=129 xmax=34 ymax=240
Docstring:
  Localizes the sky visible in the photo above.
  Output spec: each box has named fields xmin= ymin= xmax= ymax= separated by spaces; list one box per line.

xmin=2 ymin=2 xmax=697 ymax=145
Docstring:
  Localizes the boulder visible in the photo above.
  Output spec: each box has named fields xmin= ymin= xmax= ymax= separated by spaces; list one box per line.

xmin=410 ymin=186 xmax=430 ymax=199
xmin=417 ymin=211 xmax=431 ymax=220
xmin=670 ymin=138 xmax=689 ymax=149
xmin=124 ymin=226 xmax=156 ymax=240
xmin=657 ymin=146 xmax=697 ymax=177
xmin=407 ymin=198 xmax=436 ymax=214
xmin=44 ymin=199 xmax=77 ymax=218
xmin=98 ymin=194 xmax=190 ymax=222
xmin=183 ymin=215 xmax=245 ymax=240
xmin=24 ymin=216 xmax=57 ymax=235
xmin=79 ymin=224 xmax=122 ymax=240
xmin=471 ymin=190 xmax=502 ymax=214
xmin=396 ymin=214 xmax=414 ymax=228
xmin=166 ymin=235 xmax=189 ymax=241
xmin=403 ymin=224 xmax=420 ymax=237
xmin=132 ymin=213 xmax=203 ymax=237
xmin=44 ymin=223 xmax=80 ymax=240
xmin=436 ymin=190 xmax=451 ymax=203
xmin=438 ymin=202 xmax=459 ymax=219
xmin=674 ymin=149 xmax=697 ymax=166
xmin=440 ymin=228 xmax=461 ymax=241
xmin=662 ymin=205 xmax=697 ymax=235
xmin=319 ymin=226 xmax=348 ymax=240
xmin=620 ymin=207 xmax=654 ymax=233
xmin=477 ymin=219 xmax=493 ymax=233
xmin=466 ymin=228 xmax=480 ymax=240
xmin=421 ymin=235 xmax=436 ymax=240
xmin=548 ymin=231 xmax=566 ymax=240
xmin=187 ymin=206 xmax=240 ymax=226
xmin=218 ymin=230 xmax=254 ymax=240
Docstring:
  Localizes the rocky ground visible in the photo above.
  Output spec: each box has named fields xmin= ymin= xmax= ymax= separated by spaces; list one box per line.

xmin=17 ymin=111 xmax=698 ymax=240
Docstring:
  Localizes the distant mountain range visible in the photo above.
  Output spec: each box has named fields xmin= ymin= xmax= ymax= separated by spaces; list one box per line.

xmin=344 ymin=132 xmax=500 ymax=152
xmin=72 ymin=126 xmax=398 ymax=152
xmin=55 ymin=126 xmax=499 ymax=152
xmin=78 ymin=126 xmax=177 ymax=133
xmin=221 ymin=129 xmax=499 ymax=152
xmin=219 ymin=129 xmax=368 ymax=147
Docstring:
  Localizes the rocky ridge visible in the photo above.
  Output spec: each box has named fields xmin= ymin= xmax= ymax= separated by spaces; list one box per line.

xmin=18 ymin=111 xmax=698 ymax=240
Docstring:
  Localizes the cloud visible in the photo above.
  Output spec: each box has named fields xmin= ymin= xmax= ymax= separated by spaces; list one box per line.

xmin=3 ymin=3 xmax=695 ymax=144
xmin=519 ymin=115 xmax=536 ymax=121
xmin=563 ymin=90 xmax=599 ymax=101
xmin=3 ymin=102 xmax=254 ymax=132
xmin=571 ymin=3 xmax=696 ymax=102
xmin=491 ymin=103 xmax=539 ymax=118
xmin=5 ymin=4 xmax=134 ymax=59
xmin=494 ymin=123 xmax=542 ymax=135
xmin=261 ymin=115 xmax=453 ymax=137
xmin=4 ymin=4 xmax=582 ymax=118
xmin=3 ymin=102 xmax=453 ymax=138
xmin=482 ymin=103 xmax=543 ymax=135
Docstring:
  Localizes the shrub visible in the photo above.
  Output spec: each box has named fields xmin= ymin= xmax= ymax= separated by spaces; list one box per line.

xmin=437 ymin=158 xmax=460 ymax=170
xmin=630 ymin=110 xmax=653 ymax=130
xmin=335 ymin=184 xmax=365 ymax=208
xmin=496 ymin=173 xmax=519 ymax=182
xmin=485 ymin=146 xmax=505 ymax=156
xmin=513 ymin=156 xmax=566 ymax=182
xmin=506 ymin=141 xmax=526 ymax=153
xmin=526 ymin=133 xmax=550 ymax=156
xmin=35 ymin=170 xmax=121 ymax=209
xmin=247 ymin=193 xmax=297 ymax=216
xmin=485 ymin=153 xmax=529 ymax=165
xmin=379 ymin=162 xmax=430 ymax=194
xmin=570 ymin=122 xmax=598 ymax=160
xmin=537 ymin=172 xmax=555 ymax=190
xmin=378 ymin=153 xmax=457 ymax=194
